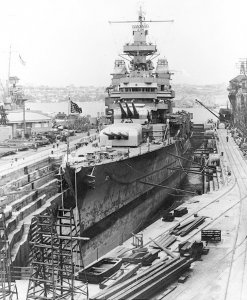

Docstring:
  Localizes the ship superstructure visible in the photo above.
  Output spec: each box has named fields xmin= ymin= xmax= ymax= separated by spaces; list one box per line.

xmin=65 ymin=9 xmax=192 ymax=265
xmin=106 ymin=9 xmax=174 ymax=125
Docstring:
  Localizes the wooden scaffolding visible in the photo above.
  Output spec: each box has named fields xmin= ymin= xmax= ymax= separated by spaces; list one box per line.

xmin=26 ymin=206 xmax=88 ymax=300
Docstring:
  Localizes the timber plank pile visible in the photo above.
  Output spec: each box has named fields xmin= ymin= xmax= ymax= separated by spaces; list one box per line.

xmin=99 ymin=263 xmax=141 ymax=289
xmin=92 ymin=257 xmax=193 ymax=300
xmin=119 ymin=247 xmax=160 ymax=266
xmin=170 ymin=216 xmax=206 ymax=237
xmin=150 ymin=234 xmax=177 ymax=250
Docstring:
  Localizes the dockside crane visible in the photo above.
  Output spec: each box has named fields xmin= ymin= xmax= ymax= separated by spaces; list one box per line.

xmin=195 ymin=99 xmax=220 ymax=120
xmin=195 ymin=99 xmax=232 ymax=124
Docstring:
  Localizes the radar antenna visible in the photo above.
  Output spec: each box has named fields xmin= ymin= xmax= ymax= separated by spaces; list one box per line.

xmin=109 ymin=7 xmax=174 ymax=25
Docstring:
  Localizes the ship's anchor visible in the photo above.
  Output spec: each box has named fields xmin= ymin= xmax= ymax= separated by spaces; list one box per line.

xmin=85 ymin=166 xmax=96 ymax=189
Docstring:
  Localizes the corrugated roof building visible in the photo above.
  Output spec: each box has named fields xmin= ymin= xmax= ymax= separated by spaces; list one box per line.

xmin=7 ymin=110 xmax=52 ymax=137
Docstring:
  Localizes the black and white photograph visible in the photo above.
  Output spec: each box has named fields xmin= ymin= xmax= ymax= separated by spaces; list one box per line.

xmin=0 ymin=0 xmax=247 ymax=299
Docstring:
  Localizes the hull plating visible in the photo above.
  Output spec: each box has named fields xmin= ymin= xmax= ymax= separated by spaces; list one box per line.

xmin=67 ymin=140 xmax=190 ymax=232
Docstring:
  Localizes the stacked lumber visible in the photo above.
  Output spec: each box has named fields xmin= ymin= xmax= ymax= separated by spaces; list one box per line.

xmin=170 ymin=219 xmax=195 ymax=235
xmin=92 ymin=257 xmax=193 ymax=300
xmin=151 ymin=234 xmax=177 ymax=249
xmin=170 ymin=216 xmax=206 ymax=237
xmin=99 ymin=263 xmax=141 ymax=289
xmin=120 ymin=248 xmax=159 ymax=266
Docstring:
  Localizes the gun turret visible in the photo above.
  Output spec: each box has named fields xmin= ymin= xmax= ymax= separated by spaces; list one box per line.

xmin=111 ymin=132 xmax=122 ymax=139
xmin=103 ymin=132 xmax=113 ymax=137
xmin=119 ymin=132 xmax=129 ymax=139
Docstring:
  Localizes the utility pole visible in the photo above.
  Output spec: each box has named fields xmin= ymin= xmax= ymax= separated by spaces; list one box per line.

xmin=22 ymin=99 xmax=27 ymax=137
xmin=7 ymin=45 xmax=11 ymax=97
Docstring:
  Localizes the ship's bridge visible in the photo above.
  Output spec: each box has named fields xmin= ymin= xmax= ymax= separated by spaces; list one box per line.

xmin=111 ymin=74 xmax=171 ymax=86
xmin=123 ymin=43 xmax=156 ymax=56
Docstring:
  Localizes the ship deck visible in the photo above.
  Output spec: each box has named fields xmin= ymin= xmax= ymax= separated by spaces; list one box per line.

xmin=68 ymin=138 xmax=176 ymax=168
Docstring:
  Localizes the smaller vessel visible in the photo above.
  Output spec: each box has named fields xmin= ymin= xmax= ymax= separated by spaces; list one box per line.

xmin=78 ymin=257 xmax=122 ymax=284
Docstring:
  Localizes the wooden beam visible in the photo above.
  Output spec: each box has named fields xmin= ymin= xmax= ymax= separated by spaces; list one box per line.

xmin=139 ymin=181 xmax=197 ymax=195
xmin=149 ymin=238 xmax=178 ymax=259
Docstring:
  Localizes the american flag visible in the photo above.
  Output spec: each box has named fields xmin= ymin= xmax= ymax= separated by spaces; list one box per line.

xmin=70 ymin=100 xmax=82 ymax=114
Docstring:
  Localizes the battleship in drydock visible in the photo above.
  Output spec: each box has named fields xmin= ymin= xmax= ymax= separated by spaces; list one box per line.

xmin=64 ymin=9 xmax=192 ymax=261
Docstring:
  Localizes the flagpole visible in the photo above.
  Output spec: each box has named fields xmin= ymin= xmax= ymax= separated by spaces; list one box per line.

xmin=7 ymin=45 xmax=11 ymax=96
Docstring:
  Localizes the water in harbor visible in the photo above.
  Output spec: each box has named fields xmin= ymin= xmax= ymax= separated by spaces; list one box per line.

xmin=26 ymin=100 xmax=105 ymax=117
xmin=26 ymin=101 xmax=219 ymax=121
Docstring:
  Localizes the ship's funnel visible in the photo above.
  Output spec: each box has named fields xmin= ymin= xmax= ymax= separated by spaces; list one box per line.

xmin=125 ymin=102 xmax=134 ymax=118
xmin=131 ymin=101 xmax=139 ymax=118
xmin=118 ymin=102 xmax=127 ymax=119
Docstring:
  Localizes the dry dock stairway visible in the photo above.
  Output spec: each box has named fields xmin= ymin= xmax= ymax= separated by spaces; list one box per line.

xmin=0 ymin=156 xmax=64 ymax=268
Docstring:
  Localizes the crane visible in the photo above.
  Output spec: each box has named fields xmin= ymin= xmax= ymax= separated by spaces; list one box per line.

xmin=195 ymin=99 xmax=220 ymax=120
xmin=195 ymin=99 xmax=232 ymax=124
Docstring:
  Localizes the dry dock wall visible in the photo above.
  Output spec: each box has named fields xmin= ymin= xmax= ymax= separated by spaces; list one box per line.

xmin=0 ymin=157 xmax=50 ymax=186
xmin=0 ymin=154 xmax=64 ymax=267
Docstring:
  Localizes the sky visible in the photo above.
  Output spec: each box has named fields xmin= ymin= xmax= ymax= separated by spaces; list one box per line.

xmin=0 ymin=0 xmax=246 ymax=87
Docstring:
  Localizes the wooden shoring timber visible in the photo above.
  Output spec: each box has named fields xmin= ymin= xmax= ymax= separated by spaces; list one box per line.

xmin=153 ymin=234 xmax=177 ymax=249
xmin=121 ymin=251 xmax=158 ymax=265
xmin=175 ymin=221 xmax=198 ymax=236
xmin=156 ymin=233 xmax=170 ymax=244
xmin=179 ymin=217 xmax=206 ymax=237
xmin=170 ymin=217 xmax=200 ymax=235
xmin=107 ymin=258 xmax=191 ymax=300
xmin=166 ymin=151 xmax=215 ymax=169
xmin=99 ymin=263 xmax=141 ymax=290
xmin=127 ymin=259 xmax=193 ymax=300
xmin=167 ymin=167 xmax=217 ymax=177
xmin=92 ymin=257 xmax=180 ymax=300
xmin=162 ymin=235 xmax=177 ymax=248
xmin=150 ymin=238 xmax=178 ymax=259
xmin=139 ymin=180 xmax=197 ymax=195
xmin=159 ymin=234 xmax=175 ymax=245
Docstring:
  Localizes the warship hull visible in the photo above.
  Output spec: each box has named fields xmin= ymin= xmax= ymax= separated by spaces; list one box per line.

xmin=66 ymin=139 xmax=191 ymax=264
